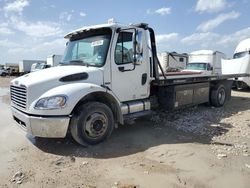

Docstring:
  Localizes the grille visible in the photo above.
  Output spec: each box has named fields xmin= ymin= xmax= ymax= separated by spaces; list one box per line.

xmin=10 ymin=85 xmax=27 ymax=109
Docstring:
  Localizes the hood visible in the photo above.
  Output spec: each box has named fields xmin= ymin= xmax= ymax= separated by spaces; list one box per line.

xmin=182 ymin=69 xmax=203 ymax=74
xmin=11 ymin=65 xmax=104 ymax=110
xmin=11 ymin=65 xmax=103 ymax=87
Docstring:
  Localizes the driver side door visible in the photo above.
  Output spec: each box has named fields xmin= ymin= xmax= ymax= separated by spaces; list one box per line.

xmin=110 ymin=29 xmax=150 ymax=102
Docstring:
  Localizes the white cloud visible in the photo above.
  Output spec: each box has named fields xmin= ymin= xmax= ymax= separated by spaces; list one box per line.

xmin=197 ymin=11 xmax=240 ymax=32
xmin=181 ymin=32 xmax=220 ymax=46
xmin=0 ymin=23 xmax=14 ymax=35
xmin=195 ymin=0 xmax=229 ymax=13
xmin=80 ymin=12 xmax=87 ymax=17
xmin=59 ymin=12 xmax=72 ymax=22
xmin=156 ymin=33 xmax=179 ymax=43
xmin=0 ymin=39 xmax=20 ymax=48
xmin=8 ymin=38 xmax=65 ymax=54
xmin=0 ymin=27 xmax=14 ymax=35
xmin=6 ymin=38 xmax=66 ymax=63
xmin=179 ymin=27 xmax=250 ymax=56
xmin=156 ymin=33 xmax=179 ymax=52
xmin=13 ymin=20 xmax=63 ymax=37
xmin=218 ymin=27 xmax=250 ymax=45
xmin=147 ymin=7 xmax=171 ymax=16
xmin=155 ymin=7 xmax=171 ymax=15
xmin=67 ymin=14 xmax=72 ymax=21
xmin=4 ymin=0 xmax=29 ymax=15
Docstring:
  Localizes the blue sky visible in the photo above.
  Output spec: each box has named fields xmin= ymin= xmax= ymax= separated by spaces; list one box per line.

xmin=0 ymin=0 xmax=250 ymax=64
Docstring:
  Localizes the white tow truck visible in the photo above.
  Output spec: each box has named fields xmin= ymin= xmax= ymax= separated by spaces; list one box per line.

xmin=10 ymin=21 xmax=248 ymax=146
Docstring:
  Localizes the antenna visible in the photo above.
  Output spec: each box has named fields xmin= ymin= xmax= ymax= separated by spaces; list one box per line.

xmin=108 ymin=18 xmax=116 ymax=24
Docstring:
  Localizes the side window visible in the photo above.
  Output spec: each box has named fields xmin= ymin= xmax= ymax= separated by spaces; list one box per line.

xmin=115 ymin=32 xmax=133 ymax=64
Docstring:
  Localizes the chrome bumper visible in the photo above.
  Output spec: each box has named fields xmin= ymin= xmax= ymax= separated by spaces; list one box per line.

xmin=11 ymin=107 xmax=70 ymax=138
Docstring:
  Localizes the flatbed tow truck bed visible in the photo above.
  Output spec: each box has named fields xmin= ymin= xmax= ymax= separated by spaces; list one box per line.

xmin=153 ymin=73 xmax=250 ymax=86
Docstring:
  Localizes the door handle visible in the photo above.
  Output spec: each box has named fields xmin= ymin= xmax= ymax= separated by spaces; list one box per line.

xmin=118 ymin=66 xmax=125 ymax=72
xmin=141 ymin=73 xmax=147 ymax=85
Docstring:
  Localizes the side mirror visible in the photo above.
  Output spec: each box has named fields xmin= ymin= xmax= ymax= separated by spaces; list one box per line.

xmin=136 ymin=31 xmax=143 ymax=55
xmin=133 ymin=31 xmax=143 ymax=65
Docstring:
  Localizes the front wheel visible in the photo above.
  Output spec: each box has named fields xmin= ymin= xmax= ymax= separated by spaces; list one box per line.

xmin=70 ymin=102 xmax=114 ymax=146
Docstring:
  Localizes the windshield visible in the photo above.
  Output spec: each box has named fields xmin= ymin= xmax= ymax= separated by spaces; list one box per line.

xmin=61 ymin=30 xmax=112 ymax=67
xmin=186 ymin=63 xmax=207 ymax=70
xmin=233 ymin=51 xmax=249 ymax=59
xmin=36 ymin=63 xmax=46 ymax=69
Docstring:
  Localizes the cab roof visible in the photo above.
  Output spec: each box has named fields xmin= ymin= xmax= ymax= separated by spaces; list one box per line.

xmin=65 ymin=23 xmax=121 ymax=39
xmin=235 ymin=38 xmax=250 ymax=54
xmin=64 ymin=22 xmax=149 ymax=39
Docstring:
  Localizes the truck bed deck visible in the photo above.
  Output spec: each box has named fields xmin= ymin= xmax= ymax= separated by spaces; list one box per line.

xmin=153 ymin=73 xmax=249 ymax=86
xmin=164 ymin=71 xmax=202 ymax=76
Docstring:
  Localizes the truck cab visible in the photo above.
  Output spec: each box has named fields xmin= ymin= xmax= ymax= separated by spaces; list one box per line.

xmin=183 ymin=50 xmax=225 ymax=75
xmin=221 ymin=38 xmax=250 ymax=88
xmin=11 ymin=21 xmax=154 ymax=146
xmin=31 ymin=62 xmax=51 ymax=72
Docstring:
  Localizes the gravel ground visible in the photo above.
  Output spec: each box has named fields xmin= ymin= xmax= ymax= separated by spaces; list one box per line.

xmin=0 ymin=77 xmax=249 ymax=188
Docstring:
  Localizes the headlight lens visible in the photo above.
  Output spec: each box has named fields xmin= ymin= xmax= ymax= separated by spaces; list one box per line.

xmin=35 ymin=95 xmax=67 ymax=109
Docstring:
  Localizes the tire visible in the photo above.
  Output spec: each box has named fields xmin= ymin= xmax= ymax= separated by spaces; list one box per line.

xmin=70 ymin=102 xmax=114 ymax=146
xmin=1 ymin=72 xmax=7 ymax=77
xmin=236 ymin=81 xmax=248 ymax=90
xmin=210 ymin=84 xmax=227 ymax=107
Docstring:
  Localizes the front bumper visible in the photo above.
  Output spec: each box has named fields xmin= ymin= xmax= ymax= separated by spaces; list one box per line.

xmin=11 ymin=107 xmax=70 ymax=138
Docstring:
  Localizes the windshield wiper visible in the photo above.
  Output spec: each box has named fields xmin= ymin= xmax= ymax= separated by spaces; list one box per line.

xmin=59 ymin=60 xmax=88 ymax=66
xmin=69 ymin=60 xmax=88 ymax=66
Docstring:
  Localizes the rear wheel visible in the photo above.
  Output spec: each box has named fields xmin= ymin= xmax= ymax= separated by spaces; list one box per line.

xmin=210 ymin=85 xmax=227 ymax=107
xmin=70 ymin=102 xmax=114 ymax=146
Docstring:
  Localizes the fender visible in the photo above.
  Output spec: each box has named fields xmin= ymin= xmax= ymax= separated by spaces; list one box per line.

xmin=28 ymin=83 xmax=116 ymax=116
xmin=73 ymin=90 xmax=124 ymax=124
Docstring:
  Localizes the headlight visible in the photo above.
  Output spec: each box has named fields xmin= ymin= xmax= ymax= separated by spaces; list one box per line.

xmin=35 ymin=95 xmax=67 ymax=110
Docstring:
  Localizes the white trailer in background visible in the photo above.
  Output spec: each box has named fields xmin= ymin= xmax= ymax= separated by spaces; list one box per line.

xmin=222 ymin=38 xmax=250 ymax=88
xmin=47 ymin=55 xmax=62 ymax=67
xmin=157 ymin=52 xmax=188 ymax=72
xmin=19 ymin=60 xmax=46 ymax=74
xmin=184 ymin=50 xmax=226 ymax=75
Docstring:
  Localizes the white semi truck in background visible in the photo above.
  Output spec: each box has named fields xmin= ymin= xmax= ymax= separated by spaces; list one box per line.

xmin=184 ymin=50 xmax=226 ymax=75
xmin=10 ymin=21 xmax=248 ymax=146
xmin=31 ymin=62 xmax=51 ymax=72
xmin=31 ymin=55 xmax=62 ymax=72
xmin=222 ymin=38 xmax=250 ymax=89
xmin=157 ymin=52 xmax=188 ymax=72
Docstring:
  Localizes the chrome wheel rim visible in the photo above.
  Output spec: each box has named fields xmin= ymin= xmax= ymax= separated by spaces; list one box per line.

xmin=218 ymin=89 xmax=226 ymax=105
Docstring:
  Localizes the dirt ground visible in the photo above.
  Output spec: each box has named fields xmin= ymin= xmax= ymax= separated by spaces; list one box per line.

xmin=0 ymin=77 xmax=249 ymax=188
